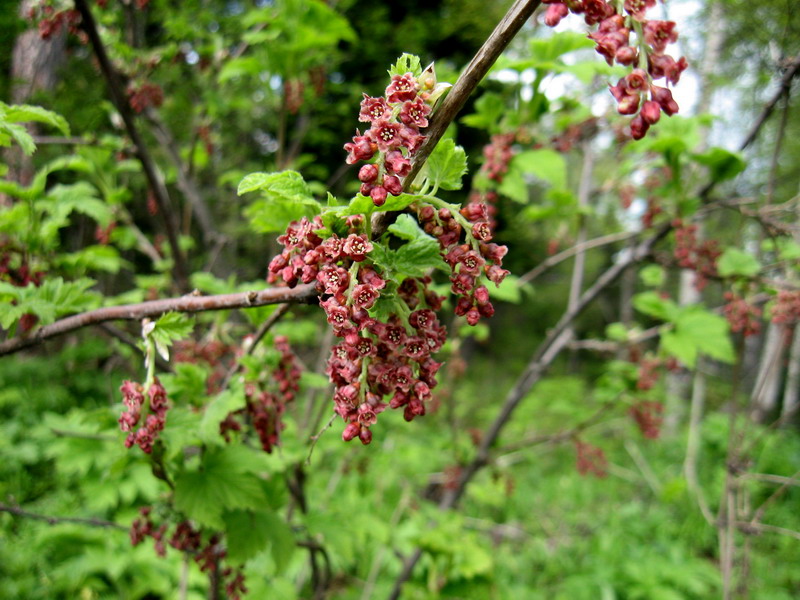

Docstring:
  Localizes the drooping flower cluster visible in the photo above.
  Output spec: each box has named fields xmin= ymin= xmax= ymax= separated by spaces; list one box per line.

xmin=130 ymin=508 xmax=247 ymax=600
xmin=481 ymin=133 xmax=515 ymax=182
xmin=574 ymin=439 xmax=608 ymax=478
xmin=723 ymin=292 xmax=762 ymax=337
xmin=118 ymin=377 xmax=169 ymax=453
xmin=542 ymin=0 xmax=687 ymax=139
xmin=128 ymin=82 xmax=165 ymax=114
xmin=771 ymin=290 xmax=800 ymax=326
xmin=629 ymin=400 xmax=664 ymax=439
xmin=673 ymin=220 xmax=720 ymax=291
xmin=345 ymin=72 xmax=434 ymax=206
xmin=263 ymin=59 xmax=507 ymax=444
xmin=417 ymin=202 xmax=509 ymax=326
xmin=220 ymin=335 xmax=302 ymax=453
xmin=1 ymin=246 xmax=46 ymax=333
xmin=25 ymin=4 xmax=84 ymax=41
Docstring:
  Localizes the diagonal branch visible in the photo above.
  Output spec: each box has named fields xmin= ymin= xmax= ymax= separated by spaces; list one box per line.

xmin=0 ymin=284 xmax=317 ymax=357
xmin=387 ymin=224 xmax=670 ymax=599
xmin=373 ymin=0 xmax=543 ymax=236
xmin=74 ymin=0 xmax=188 ymax=288
xmin=0 ymin=503 xmax=127 ymax=531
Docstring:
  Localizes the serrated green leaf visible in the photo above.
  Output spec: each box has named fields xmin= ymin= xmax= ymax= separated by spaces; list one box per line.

xmin=200 ymin=387 xmax=245 ymax=443
xmin=639 ymin=265 xmax=666 ymax=287
xmin=660 ymin=329 xmax=697 ymax=368
xmin=395 ymin=236 xmax=447 ymax=277
xmin=422 ymin=139 xmax=467 ymax=191
xmin=173 ymin=447 xmax=267 ymax=529
xmin=150 ymin=313 xmax=193 ymax=352
xmin=676 ymin=308 xmax=735 ymax=364
xmin=691 ymin=148 xmax=746 ymax=183
xmin=2 ymin=103 xmax=70 ymax=135
xmin=223 ymin=509 xmax=275 ymax=563
xmin=3 ymin=123 xmax=36 ymax=155
xmin=717 ymin=247 xmax=760 ymax=278
xmin=387 ymin=214 xmax=424 ymax=240
xmin=389 ymin=53 xmax=422 ymax=78
xmin=633 ymin=291 xmax=678 ymax=322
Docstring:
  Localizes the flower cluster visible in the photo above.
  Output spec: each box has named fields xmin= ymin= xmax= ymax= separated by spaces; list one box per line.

xmin=673 ymin=220 xmax=720 ymax=291
xmin=25 ymin=4 xmax=83 ymax=41
xmin=723 ymin=292 xmax=762 ymax=337
xmin=345 ymin=72 xmax=434 ymax=206
xmin=771 ymin=290 xmax=800 ymax=326
xmin=574 ymin=439 xmax=608 ymax=478
xmin=118 ymin=378 xmax=169 ymax=453
xmin=1 ymin=247 xmax=46 ymax=333
xmin=542 ymin=0 xmax=686 ymax=139
xmin=128 ymin=82 xmax=165 ymax=114
xmin=417 ymin=202 xmax=509 ymax=326
xmin=130 ymin=509 xmax=247 ymax=600
xmin=481 ymin=133 xmax=515 ymax=182
xmin=220 ymin=335 xmax=302 ymax=453
xmin=629 ymin=400 xmax=664 ymax=439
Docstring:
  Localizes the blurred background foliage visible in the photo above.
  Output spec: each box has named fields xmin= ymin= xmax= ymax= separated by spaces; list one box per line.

xmin=1 ymin=0 xmax=799 ymax=598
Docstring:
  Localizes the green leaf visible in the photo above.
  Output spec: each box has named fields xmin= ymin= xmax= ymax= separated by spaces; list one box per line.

xmin=389 ymin=53 xmax=422 ymax=78
xmin=639 ymin=265 xmax=666 ymax=287
xmin=633 ymin=292 xmax=678 ymax=322
xmin=394 ymin=236 xmax=447 ymax=276
xmin=2 ymin=103 xmax=70 ymax=135
xmin=529 ymin=31 xmax=595 ymax=63
xmin=488 ymin=274 xmax=523 ymax=303
xmin=3 ymin=123 xmax=36 ymax=155
xmin=149 ymin=313 xmax=194 ymax=360
xmin=676 ymin=307 xmax=735 ymax=364
xmin=661 ymin=329 xmax=698 ymax=368
xmin=387 ymin=214 xmax=424 ymax=240
xmin=199 ymin=387 xmax=245 ymax=442
xmin=691 ymin=148 xmax=746 ymax=183
xmin=223 ymin=507 xmax=295 ymax=567
xmin=237 ymin=170 xmax=313 ymax=200
xmin=606 ymin=322 xmax=629 ymax=342
xmin=461 ymin=93 xmax=506 ymax=133
xmin=173 ymin=447 xmax=267 ymax=529
xmin=343 ymin=193 xmax=418 ymax=216
xmin=717 ymin=247 xmax=760 ymax=278
xmin=422 ymin=139 xmax=468 ymax=191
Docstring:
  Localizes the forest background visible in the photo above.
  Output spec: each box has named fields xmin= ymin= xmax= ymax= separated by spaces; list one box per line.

xmin=0 ymin=0 xmax=799 ymax=598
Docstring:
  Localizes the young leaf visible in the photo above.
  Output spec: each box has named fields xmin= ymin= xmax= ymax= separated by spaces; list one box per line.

xmin=422 ymin=139 xmax=467 ymax=191
xmin=717 ymin=247 xmax=760 ymax=278
xmin=633 ymin=291 xmax=679 ymax=322
xmin=389 ymin=53 xmax=422 ymax=78
xmin=387 ymin=213 xmax=424 ymax=241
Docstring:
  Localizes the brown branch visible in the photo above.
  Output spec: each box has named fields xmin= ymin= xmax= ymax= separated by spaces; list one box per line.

xmin=220 ymin=303 xmax=292 ymax=389
xmin=74 ymin=0 xmax=188 ymax=288
xmin=517 ymin=231 xmax=637 ymax=285
xmin=0 ymin=284 xmax=317 ymax=357
xmin=373 ymin=0 xmax=543 ymax=237
xmin=0 ymin=503 xmax=127 ymax=530
xmin=739 ymin=54 xmax=800 ymax=152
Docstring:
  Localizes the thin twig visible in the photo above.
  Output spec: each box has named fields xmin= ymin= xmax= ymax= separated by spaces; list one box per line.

xmin=0 ymin=503 xmax=127 ymax=530
xmin=372 ymin=0 xmax=543 ymax=238
xmin=0 ymin=284 xmax=317 ymax=357
xmin=517 ymin=231 xmax=637 ymax=285
xmin=74 ymin=0 xmax=188 ymax=288
xmin=97 ymin=322 xmax=173 ymax=372
xmin=220 ymin=303 xmax=292 ymax=389
xmin=306 ymin=413 xmax=337 ymax=466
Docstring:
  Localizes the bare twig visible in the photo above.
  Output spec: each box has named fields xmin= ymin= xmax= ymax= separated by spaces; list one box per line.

xmin=373 ymin=0 xmax=543 ymax=237
xmin=517 ymin=231 xmax=637 ymax=285
xmin=74 ymin=0 xmax=188 ymax=288
xmin=0 ymin=503 xmax=127 ymax=530
xmin=0 ymin=284 xmax=317 ymax=357
xmin=220 ymin=303 xmax=292 ymax=389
